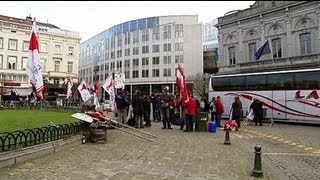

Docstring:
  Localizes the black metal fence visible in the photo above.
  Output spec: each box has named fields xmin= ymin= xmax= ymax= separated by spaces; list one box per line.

xmin=0 ymin=100 xmax=82 ymax=111
xmin=0 ymin=122 xmax=85 ymax=152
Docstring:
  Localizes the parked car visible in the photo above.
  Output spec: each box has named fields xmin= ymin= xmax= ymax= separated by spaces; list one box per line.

xmin=101 ymin=100 xmax=113 ymax=112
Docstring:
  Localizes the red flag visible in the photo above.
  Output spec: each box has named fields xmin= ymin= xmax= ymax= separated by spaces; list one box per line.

xmin=176 ymin=64 xmax=189 ymax=103
xmin=27 ymin=18 xmax=44 ymax=100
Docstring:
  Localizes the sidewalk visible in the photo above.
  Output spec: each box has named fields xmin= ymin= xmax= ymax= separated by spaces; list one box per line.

xmin=0 ymin=119 xmax=279 ymax=179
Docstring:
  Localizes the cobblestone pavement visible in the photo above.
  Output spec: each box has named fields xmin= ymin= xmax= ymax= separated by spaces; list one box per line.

xmin=0 ymin=121 xmax=279 ymax=180
xmin=230 ymin=120 xmax=320 ymax=180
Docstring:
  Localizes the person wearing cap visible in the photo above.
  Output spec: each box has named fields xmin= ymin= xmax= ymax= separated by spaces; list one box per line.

xmin=231 ymin=96 xmax=243 ymax=128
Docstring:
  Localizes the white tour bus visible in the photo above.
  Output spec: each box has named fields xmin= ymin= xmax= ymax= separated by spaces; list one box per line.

xmin=208 ymin=68 xmax=320 ymax=124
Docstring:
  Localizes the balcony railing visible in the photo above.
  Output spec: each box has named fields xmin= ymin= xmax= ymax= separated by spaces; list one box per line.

xmin=219 ymin=54 xmax=320 ymax=74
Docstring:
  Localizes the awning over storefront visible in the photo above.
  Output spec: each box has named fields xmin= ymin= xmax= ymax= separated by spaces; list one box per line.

xmin=3 ymin=88 xmax=33 ymax=96
xmin=16 ymin=88 xmax=33 ymax=96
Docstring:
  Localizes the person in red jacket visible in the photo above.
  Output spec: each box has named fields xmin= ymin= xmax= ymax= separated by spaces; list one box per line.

xmin=184 ymin=91 xmax=197 ymax=132
xmin=215 ymin=96 xmax=225 ymax=127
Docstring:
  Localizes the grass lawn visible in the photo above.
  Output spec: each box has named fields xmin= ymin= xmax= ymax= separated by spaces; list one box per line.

xmin=0 ymin=109 xmax=79 ymax=132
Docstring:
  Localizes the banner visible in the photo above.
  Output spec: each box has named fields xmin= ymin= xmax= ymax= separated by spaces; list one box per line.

xmin=114 ymin=72 xmax=125 ymax=89
xmin=176 ymin=64 xmax=189 ymax=103
xmin=102 ymin=74 xmax=117 ymax=111
xmin=27 ymin=18 xmax=44 ymax=99
xmin=77 ymin=80 xmax=92 ymax=103
xmin=67 ymin=73 xmax=73 ymax=99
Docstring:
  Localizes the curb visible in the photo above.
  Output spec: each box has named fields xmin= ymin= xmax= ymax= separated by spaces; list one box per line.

xmin=0 ymin=135 xmax=81 ymax=169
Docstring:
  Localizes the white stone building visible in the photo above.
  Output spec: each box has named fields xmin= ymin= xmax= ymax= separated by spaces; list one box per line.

xmin=0 ymin=15 xmax=81 ymax=99
xmin=216 ymin=1 xmax=320 ymax=74
xmin=79 ymin=15 xmax=203 ymax=95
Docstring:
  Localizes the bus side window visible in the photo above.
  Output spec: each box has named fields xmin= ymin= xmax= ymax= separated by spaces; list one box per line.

xmin=267 ymin=74 xmax=279 ymax=90
xmin=246 ymin=74 xmax=267 ymax=90
xmin=267 ymin=73 xmax=293 ymax=90
xmin=295 ymin=71 xmax=320 ymax=89
xmin=284 ymin=72 xmax=294 ymax=90
xmin=230 ymin=76 xmax=245 ymax=91
xmin=213 ymin=77 xmax=230 ymax=91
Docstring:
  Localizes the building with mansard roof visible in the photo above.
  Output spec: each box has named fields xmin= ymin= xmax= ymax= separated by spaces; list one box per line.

xmin=216 ymin=1 xmax=320 ymax=74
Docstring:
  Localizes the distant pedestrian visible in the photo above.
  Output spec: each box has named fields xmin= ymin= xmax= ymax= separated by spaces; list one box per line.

xmin=131 ymin=90 xmax=145 ymax=128
xmin=143 ymin=95 xmax=151 ymax=127
xmin=215 ymin=96 xmax=224 ymax=127
xmin=115 ymin=90 xmax=129 ymax=125
xmin=202 ymin=98 xmax=210 ymax=112
xmin=250 ymin=98 xmax=263 ymax=126
xmin=150 ymin=93 xmax=156 ymax=121
xmin=210 ymin=97 xmax=216 ymax=122
xmin=161 ymin=87 xmax=173 ymax=129
xmin=184 ymin=91 xmax=197 ymax=132
xmin=231 ymin=96 xmax=243 ymax=129
xmin=154 ymin=94 xmax=162 ymax=121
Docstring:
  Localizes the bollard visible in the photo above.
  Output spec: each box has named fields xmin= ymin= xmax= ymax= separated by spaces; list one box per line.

xmin=224 ymin=129 xmax=231 ymax=145
xmin=252 ymin=145 xmax=264 ymax=177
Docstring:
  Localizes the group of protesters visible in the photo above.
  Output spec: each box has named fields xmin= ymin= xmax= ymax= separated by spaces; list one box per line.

xmin=112 ymin=87 xmax=264 ymax=131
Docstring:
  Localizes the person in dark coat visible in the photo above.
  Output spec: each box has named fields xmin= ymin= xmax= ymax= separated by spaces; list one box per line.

xmin=161 ymin=87 xmax=173 ymax=129
xmin=250 ymin=98 xmax=263 ymax=126
xmin=131 ymin=90 xmax=145 ymax=128
xmin=115 ymin=90 xmax=129 ymax=125
xmin=143 ymin=95 xmax=151 ymax=127
xmin=154 ymin=94 xmax=162 ymax=121
xmin=231 ymin=96 xmax=243 ymax=128
xmin=150 ymin=93 xmax=156 ymax=121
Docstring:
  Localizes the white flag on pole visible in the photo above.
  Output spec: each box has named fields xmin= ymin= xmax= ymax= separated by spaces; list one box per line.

xmin=77 ymin=80 xmax=92 ymax=103
xmin=27 ymin=18 xmax=44 ymax=99
xmin=93 ymin=82 xmax=100 ymax=110
xmin=102 ymin=74 xmax=116 ymax=111
xmin=67 ymin=73 xmax=73 ymax=99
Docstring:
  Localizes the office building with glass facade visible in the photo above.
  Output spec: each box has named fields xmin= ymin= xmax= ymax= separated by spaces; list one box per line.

xmin=79 ymin=15 xmax=202 ymax=96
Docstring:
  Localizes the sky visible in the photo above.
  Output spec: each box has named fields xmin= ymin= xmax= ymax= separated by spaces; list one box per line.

xmin=0 ymin=1 xmax=255 ymax=42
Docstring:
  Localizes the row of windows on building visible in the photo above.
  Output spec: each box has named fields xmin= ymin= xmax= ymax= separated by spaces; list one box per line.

xmin=0 ymin=37 xmax=75 ymax=55
xmin=0 ymin=74 xmax=29 ymax=83
xmin=81 ymin=42 xmax=184 ymax=59
xmin=109 ymin=24 xmax=183 ymax=46
xmin=82 ymin=67 xmax=175 ymax=83
xmin=81 ymin=24 xmax=184 ymax=57
xmin=81 ymin=55 xmax=184 ymax=71
xmin=228 ymin=32 xmax=312 ymax=65
xmin=0 ymin=54 xmax=73 ymax=73
xmin=0 ymin=75 xmax=65 ymax=85
xmin=0 ymin=21 xmax=49 ymax=32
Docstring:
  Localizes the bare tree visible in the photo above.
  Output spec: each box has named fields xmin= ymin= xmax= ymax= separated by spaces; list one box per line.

xmin=188 ymin=73 xmax=210 ymax=100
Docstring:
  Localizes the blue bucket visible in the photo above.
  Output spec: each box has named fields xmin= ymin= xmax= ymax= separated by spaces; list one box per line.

xmin=208 ymin=121 xmax=217 ymax=133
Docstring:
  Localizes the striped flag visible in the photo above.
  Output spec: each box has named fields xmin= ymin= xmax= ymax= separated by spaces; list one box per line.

xmin=102 ymin=74 xmax=116 ymax=111
xmin=176 ymin=64 xmax=189 ymax=103
xmin=93 ymin=82 xmax=100 ymax=110
xmin=27 ymin=18 xmax=44 ymax=99
xmin=66 ymin=73 xmax=73 ymax=99
xmin=77 ymin=80 xmax=92 ymax=103
xmin=255 ymin=40 xmax=271 ymax=60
